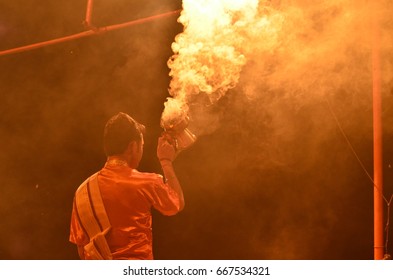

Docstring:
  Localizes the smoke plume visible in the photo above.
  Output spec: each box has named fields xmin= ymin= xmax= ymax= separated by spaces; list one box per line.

xmin=162 ymin=0 xmax=281 ymax=133
xmin=158 ymin=0 xmax=393 ymax=258
xmin=163 ymin=0 xmax=393 ymax=160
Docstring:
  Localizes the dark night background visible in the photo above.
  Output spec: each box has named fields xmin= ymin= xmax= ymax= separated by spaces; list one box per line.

xmin=0 ymin=0 xmax=392 ymax=260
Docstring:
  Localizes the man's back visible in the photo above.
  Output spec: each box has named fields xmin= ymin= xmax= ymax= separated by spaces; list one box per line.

xmin=70 ymin=159 xmax=181 ymax=259
xmin=69 ymin=112 xmax=185 ymax=260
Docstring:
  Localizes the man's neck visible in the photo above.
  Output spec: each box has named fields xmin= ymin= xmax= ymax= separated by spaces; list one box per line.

xmin=106 ymin=156 xmax=129 ymax=167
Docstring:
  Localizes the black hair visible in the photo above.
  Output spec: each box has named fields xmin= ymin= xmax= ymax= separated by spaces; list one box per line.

xmin=103 ymin=112 xmax=145 ymax=156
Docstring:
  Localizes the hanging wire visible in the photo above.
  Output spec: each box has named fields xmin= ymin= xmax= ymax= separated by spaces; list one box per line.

xmin=384 ymin=195 xmax=393 ymax=259
xmin=324 ymin=96 xmax=393 ymax=257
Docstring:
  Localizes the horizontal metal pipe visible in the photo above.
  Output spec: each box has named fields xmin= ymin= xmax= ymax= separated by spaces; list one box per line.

xmin=0 ymin=9 xmax=181 ymax=57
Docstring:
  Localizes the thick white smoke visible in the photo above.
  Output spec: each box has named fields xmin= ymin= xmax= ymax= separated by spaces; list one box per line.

xmin=162 ymin=0 xmax=284 ymax=132
xmin=162 ymin=0 xmax=393 ymax=139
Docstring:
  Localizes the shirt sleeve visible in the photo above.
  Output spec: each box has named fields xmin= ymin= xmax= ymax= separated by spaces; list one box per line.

xmin=149 ymin=176 xmax=181 ymax=216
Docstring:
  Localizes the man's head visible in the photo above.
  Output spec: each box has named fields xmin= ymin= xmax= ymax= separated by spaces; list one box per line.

xmin=104 ymin=112 xmax=145 ymax=166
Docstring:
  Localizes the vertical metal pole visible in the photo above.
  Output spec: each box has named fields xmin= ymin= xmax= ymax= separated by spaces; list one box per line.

xmin=372 ymin=5 xmax=384 ymax=260
xmin=85 ymin=0 xmax=94 ymax=28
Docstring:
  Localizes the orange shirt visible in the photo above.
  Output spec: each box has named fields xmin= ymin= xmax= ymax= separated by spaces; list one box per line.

xmin=69 ymin=162 xmax=181 ymax=259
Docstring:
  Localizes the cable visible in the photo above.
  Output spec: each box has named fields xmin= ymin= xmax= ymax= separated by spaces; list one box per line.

xmin=324 ymin=96 xmax=392 ymax=257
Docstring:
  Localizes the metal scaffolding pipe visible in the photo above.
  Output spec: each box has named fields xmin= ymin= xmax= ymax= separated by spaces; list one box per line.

xmin=372 ymin=6 xmax=384 ymax=260
xmin=84 ymin=0 xmax=95 ymax=28
xmin=0 ymin=9 xmax=181 ymax=57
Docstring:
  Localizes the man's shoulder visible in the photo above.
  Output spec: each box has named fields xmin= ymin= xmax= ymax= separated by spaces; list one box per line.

xmin=75 ymin=172 xmax=99 ymax=192
xmin=131 ymin=170 xmax=164 ymax=184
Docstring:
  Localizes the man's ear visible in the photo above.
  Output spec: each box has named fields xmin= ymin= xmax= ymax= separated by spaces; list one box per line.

xmin=125 ymin=141 xmax=137 ymax=155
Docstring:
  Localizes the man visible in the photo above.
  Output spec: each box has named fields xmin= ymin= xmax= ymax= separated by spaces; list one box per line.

xmin=69 ymin=112 xmax=185 ymax=259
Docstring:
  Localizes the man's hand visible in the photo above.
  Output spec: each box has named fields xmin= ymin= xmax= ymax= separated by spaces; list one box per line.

xmin=157 ymin=134 xmax=179 ymax=162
